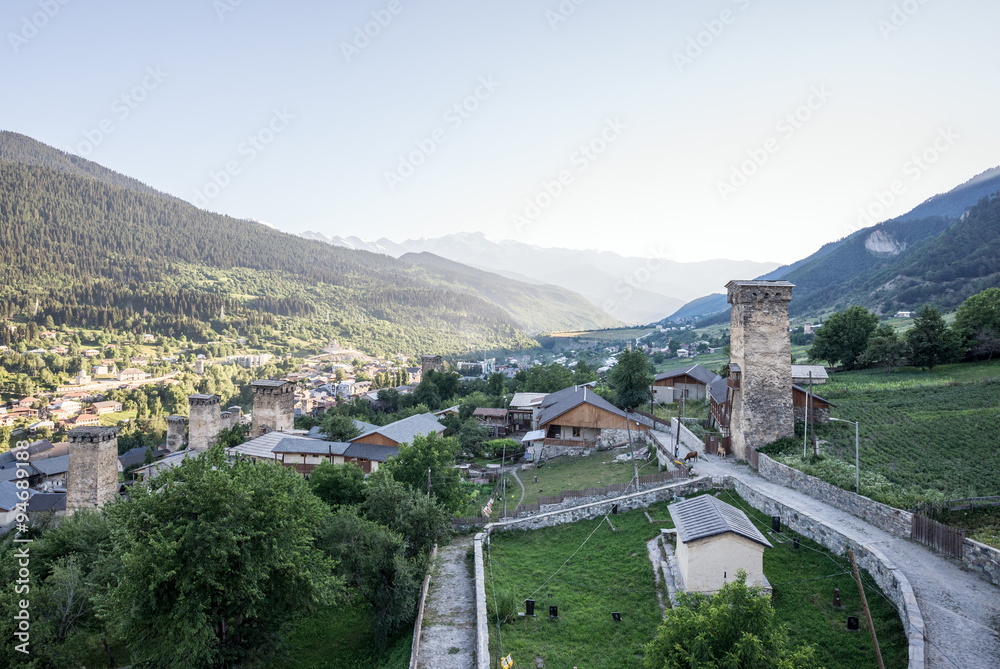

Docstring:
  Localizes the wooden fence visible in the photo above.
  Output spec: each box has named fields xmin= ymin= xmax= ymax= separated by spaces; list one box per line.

xmin=704 ymin=435 xmax=731 ymax=457
xmin=746 ymin=449 xmax=759 ymax=469
xmin=912 ymin=513 xmax=965 ymax=558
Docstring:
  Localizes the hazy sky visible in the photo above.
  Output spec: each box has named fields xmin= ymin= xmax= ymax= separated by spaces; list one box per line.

xmin=2 ymin=0 xmax=998 ymax=264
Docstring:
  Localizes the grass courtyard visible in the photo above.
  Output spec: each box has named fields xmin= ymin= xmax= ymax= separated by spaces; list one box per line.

xmin=485 ymin=491 xmax=907 ymax=669
xmin=515 ymin=450 xmax=650 ymax=508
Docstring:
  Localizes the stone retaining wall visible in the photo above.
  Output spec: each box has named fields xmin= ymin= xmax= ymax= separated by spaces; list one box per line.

xmin=963 ymin=538 xmax=1000 ymax=586
xmin=670 ymin=417 xmax=703 ymax=454
xmin=491 ymin=478 xmax=715 ymax=532
xmin=731 ymin=478 xmax=925 ymax=669
xmin=409 ymin=544 xmax=437 ymax=669
xmin=473 ymin=533 xmax=489 ymax=669
xmin=758 ymin=453 xmax=912 ymax=537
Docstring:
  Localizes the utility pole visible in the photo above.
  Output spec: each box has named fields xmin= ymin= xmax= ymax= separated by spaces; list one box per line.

xmin=803 ymin=371 xmax=812 ymax=457
xmin=674 ymin=390 xmax=685 ymax=458
xmin=849 ymin=549 xmax=885 ymax=669
xmin=427 ymin=467 xmax=431 ymax=496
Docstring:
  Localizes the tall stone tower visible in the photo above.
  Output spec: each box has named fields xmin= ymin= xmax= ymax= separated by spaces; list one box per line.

xmin=727 ymin=280 xmax=795 ymax=461
xmin=420 ymin=355 xmax=444 ymax=377
xmin=187 ymin=394 xmax=221 ymax=451
xmin=166 ymin=415 xmax=187 ymax=452
xmin=66 ymin=426 xmax=120 ymax=516
xmin=251 ymin=380 xmax=295 ymax=438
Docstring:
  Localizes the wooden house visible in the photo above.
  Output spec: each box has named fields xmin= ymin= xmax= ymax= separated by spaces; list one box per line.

xmin=652 ymin=364 xmax=720 ymax=403
xmin=535 ymin=385 xmax=647 ymax=448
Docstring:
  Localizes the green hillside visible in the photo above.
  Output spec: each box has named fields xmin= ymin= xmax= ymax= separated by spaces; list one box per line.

xmin=0 ymin=133 xmax=617 ymax=356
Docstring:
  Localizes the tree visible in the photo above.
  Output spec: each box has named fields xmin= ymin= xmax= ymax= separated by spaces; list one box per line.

xmin=360 ymin=470 xmax=449 ymax=559
xmin=319 ymin=509 xmax=422 ymax=643
xmin=458 ymin=418 xmax=489 ymax=456
xmin=808 ymin=306 xmax=879 ymax=368
xmin=211 ymin=424 xmax=248 ymax=450
xmin=310 ymin=461 xmax=366 ymax=508
xmin=643 ymin=571 xmax=818 ymax=669
xmin=97 ymin=447 xmax=340 ymax=668
xmin=321 ymin=412 xmax=363 ymax=442
xmin=486 ymin=372 xmax=506 ymax=396
xmin=954 ymin=288 xmax=1000 ymax=360
xmin=906 ymin=305 xmax=959 ymax=370
xmin=608 ymin=348 xmax=653 ymax=411
xmin=383 ymin=432 xmax=464 ymax=512
xmin=859 ymin=324 xmax=906 ymax=373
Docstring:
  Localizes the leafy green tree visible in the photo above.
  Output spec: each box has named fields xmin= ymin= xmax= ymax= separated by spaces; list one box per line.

xmin=954 ymin=287 xmax=1000 ymax=360
xmin=643 ymin=571 xmax=818 ymax=669
xmin=808 ymin=306 xmax=879 ymax=368
xmin=608 ymin=348 xmax=653 ymax=411
xmin=360 ymin=470 xmax=449 ymax=559
xmin=212 ymin=424 xmax=248 ymax=450
xmin=319 ymin=508 xmax=422 ymax=644
xmin=310 ymin=461 xmax=366 ymax=508
xmin=487 ymin=372 xmax=506 ymax=396
xmin=97 ymin=447 xmax=340 ymax=668
xmin=458 ymin=418 xmax=489 ymax=456
xmin=906 ymin=305 xmax=959 ymax=370
xmin=573 ymin=360 xmax=597 ymax=385
xmin=377 ymin=387 xmax=401 ymax=413
xmin=321 ymin=412 xmax=363 ymax=442
xmin=383 ymin=432 xmax=464 ymax=512
xmin=859 ymin=324 xmax=906 ymax=373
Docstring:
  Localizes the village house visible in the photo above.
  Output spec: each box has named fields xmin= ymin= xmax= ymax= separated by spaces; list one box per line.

xmin=791 ymin=365 xmax=829 ymax=386
xmin=792 ymin=385 xmax=835 ymax=424
xmin=90 ymin=400 xmax=123 ymax=415
xmin=652 ymin=364 xmax=721 ymax=404
xmin=349 ymin=412 xmax=445 ymax=448
xmin=508 ymin=392 xmax=547 ymax=432
xmin=65 ymin=414 xmax=101 ymax=428
xmin=668 ymin=494 xmax=772 ymax=594
xmin=472 ymin=407 xmax=509 ymax=438
xmin=83 ymin=349 xmax=100 ymax=357
xmin=118 ymin=368 xmax=146 ymax=383
xmin=534 ymin=384 xmax=648 ymax=449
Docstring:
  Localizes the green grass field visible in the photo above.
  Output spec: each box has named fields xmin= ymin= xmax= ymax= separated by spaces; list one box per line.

xmin=516 ymin=451 xmax=645 ymax=508
xmin=486 ymin=493 xmax=906 ymax=669
xmin=767 ymin=360 xmax=1000 ymax=509
xmin=277 ymin=599 xmax=412 ymax=669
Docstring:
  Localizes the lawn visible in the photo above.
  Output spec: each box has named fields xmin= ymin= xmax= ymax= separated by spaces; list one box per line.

xmin=276 ymin=599 xmax=412 ymax=669
xmin=485 ymin=492 xmax=907 ymax=669
xmin=765 ymin=359 xmax=1000 ymax=508
xmin=99 ymin=410 xmax=137 ymax=426
xmin=516 ymin=450 xmax=647 ymax=508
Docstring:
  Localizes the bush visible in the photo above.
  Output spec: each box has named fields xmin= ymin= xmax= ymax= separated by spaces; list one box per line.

xmin=486 ymin=586 xmax=518 ymax=625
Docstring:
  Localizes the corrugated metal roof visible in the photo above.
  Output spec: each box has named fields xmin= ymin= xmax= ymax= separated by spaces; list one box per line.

xmin=344 ymin=443 xmax=399 ymax=462
xmin=352 ymin=413 xmax=443 ymax=446
xmin=655 ymin=364 xmax=720 ymax=387
xmin=668 ymin=495 xmax=772 ymax=549
xmin=791 ymin=365 xmax=829 ymax=381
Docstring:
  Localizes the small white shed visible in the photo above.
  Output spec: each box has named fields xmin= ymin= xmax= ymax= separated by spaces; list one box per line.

xmin=668 ymin=495 xmax=772 ymax=594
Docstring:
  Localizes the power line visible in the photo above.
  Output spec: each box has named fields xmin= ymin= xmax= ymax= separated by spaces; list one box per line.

xmin=527 ymin=511 xmax=612 ymax=600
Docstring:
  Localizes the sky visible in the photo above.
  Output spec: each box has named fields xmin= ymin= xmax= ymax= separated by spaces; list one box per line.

xmin=2 ymin=0 xmax=999 ymax=265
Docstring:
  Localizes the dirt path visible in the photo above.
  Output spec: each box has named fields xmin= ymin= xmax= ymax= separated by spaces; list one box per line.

xmin=508 ymin=467 xmax=526 ymax=510
xmin=696 ymin=458 xmax=1000 ymax=669
xmin=416 ymin=535 xmax=476 ymax=669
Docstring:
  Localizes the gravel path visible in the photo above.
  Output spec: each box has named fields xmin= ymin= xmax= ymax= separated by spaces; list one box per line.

xmin=416 ymin=536 xmax=476 ymax=669
xmin=696 ymin=457 xmax=1000 ymax=669
xmin=508 ymin=467 xmax=526 ymax=509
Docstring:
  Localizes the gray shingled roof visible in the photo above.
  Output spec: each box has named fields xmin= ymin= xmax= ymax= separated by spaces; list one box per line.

xmin=344 ymin=443 xmax=400 ymax=462
xmin=536 ymin=385 xmax=625 ymax=427
xmin=33 ymin=454 xmax=70 ymax=476
xmin=118 ymin=447 xmax=150 ymax=470
xmin=0 ymin=461 xmax=39 ymax=483
xmin=272 ymin=438 xmax=351 ymax=456
xmin=27 ymin=493 xmax=65 ymax=513
xmin=352 ymin=413 xmax=443 ymax=446
xmin=654 ymin=364 xmax=720 ymax=387
xmin=668 ymin=495 xmax=772 ymax=549
xmin=709 ymin=377 xmax=729 ymax=404
xmin=0 ymin=480 xmax=33 ymax=511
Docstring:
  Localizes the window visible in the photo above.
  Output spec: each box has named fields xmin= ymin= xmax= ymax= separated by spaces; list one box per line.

xmin=572 ymin=427 xmax=581 ymax=438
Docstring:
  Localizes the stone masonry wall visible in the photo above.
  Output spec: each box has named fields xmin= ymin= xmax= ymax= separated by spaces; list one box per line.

xmin=758 ymin=454 xmax=912 ymax=537
xmin=491 ymin=478 xmax=715 ymax=532
xmin=251 ymin=383 xmax=294 ymax=437
xmin=670 ymin=417 xmax=703 ymax=454
xmin=66 ymin=428 xmax=119 ymax=516
xmin=473 ymin=533 xmax=490 ymax=669
xmin=963 ymin=538 xmax=1000 ymax=586
xmin=730 ymin=478 xmax=925 ymax=669
xmin=165 ymin=416 xmax=187 ymax=452
xmin=188 ymin=395 xmax=221 ymax=451
xmin=728 ymin=282 xmax=794 ymax=460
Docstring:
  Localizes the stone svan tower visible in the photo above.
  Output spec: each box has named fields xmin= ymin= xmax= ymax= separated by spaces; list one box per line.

xmin=66 ymin=426 xmax=120 ymax=516
xmin=727 ymin=280 xmax=795 ymax=461
xmin=188 ymin=394 xmax=221 ymax=451
xmin=251 ymin=380 xmax=295 ymax=438
xmin=166 ymin=415 xmax=187 ymax=452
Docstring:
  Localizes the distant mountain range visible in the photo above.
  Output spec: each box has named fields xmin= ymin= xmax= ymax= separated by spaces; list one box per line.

xmin=670 ymin=166 xmax=1000 ymax=324
xmin=297 ymin=231 xmax=780 ymax=325
xmin=0 ymin=131 xmax=620 ymax=356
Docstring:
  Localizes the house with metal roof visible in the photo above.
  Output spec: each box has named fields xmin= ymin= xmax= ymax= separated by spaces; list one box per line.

xmin=667 ymin=495 xmax=772 ymax=594
xmin=791 ymin=365 xmax=829 ymax=385
xmin=653 ymin=364 xmax=722 ymax=403
xmin=535 ymin=385 xmax=647 ymax=449
xmin=349 ymin=412 xmax=444 ymax=448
